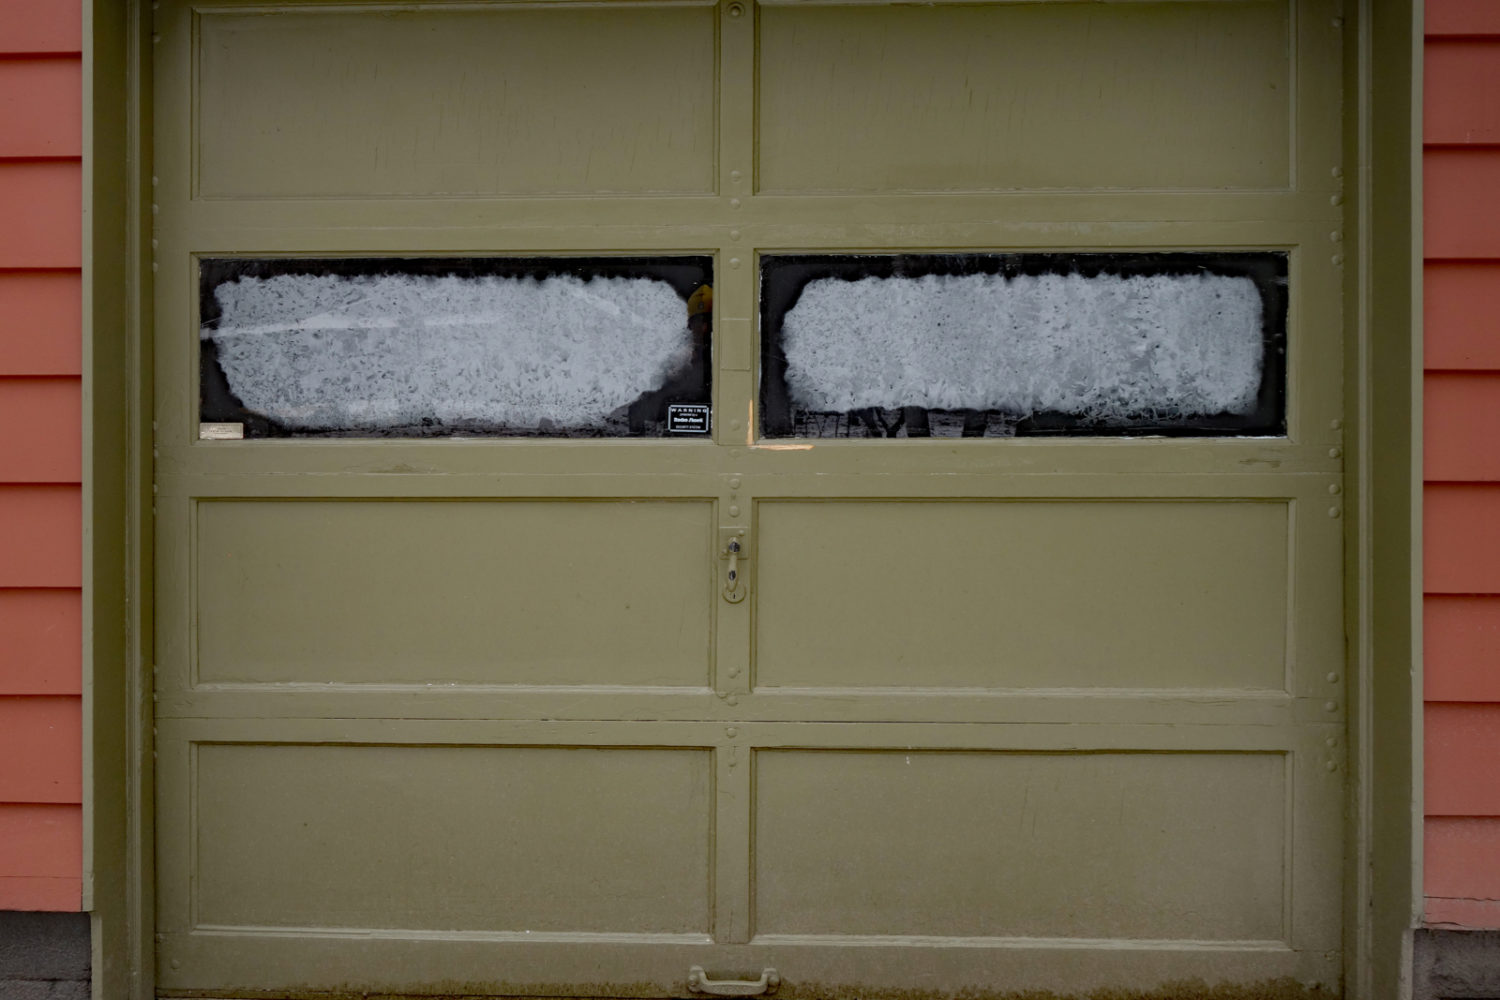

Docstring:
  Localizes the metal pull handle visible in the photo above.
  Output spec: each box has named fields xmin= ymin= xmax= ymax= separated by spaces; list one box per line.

xmin=688 ymin=967 xmax=779 ymax=997
xmin=723 ymin=538 xmax=745 ymax=604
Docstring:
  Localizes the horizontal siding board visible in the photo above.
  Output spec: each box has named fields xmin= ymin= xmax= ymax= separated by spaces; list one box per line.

xmin=1427 ymin=897 xmax=1500 ymax=928
xmin=1426 ymin=262 xmax=1500 ymax=370
xmin=0 ymin=0 xmax=81 ymax=55
xmin=0 ymin=58 xmax=81 ymax=158
xmin=1428 ymin=0 xmax=1500 ymax=38
xmin=1426 ymin=817 xmax=1500 ymax=901
xmin=0 ymin=803 xmax=80 ymax=878
xmin=0 ymin=589 xmax=80 ymax=695
xmin=1427 ymin=703 xmax=1500 ymax=816
xmin=0 ymin=377 xmax=80 ymax=483
xmin=1426 ymin=373 xmax=1500 ymax=480
xmin=1425 ymin=149 xmax=1500 ymax=259
xmin=1425 ymin=484 xmax=1500 ymax=593
xmin=0 ymin=485 xmax=79 ymax=587
xmin=0 ymin=696 xmax=81 ymax=804
xmin=1426 ymin=40 xmax=1500 ymax=144
xmin=0 ymin=271 xmax=82 ymax=375
xmin=1426 ymin=596 xmax=1500 ymax=702
xmin=0 ymin=875 xmax=80 ymax=911
xmin=0 ymin=162 xmax=79 ymax=269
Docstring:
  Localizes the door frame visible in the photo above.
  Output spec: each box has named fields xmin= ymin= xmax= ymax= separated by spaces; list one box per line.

xmin=77 ymin=1 xmax=1424 ymax=996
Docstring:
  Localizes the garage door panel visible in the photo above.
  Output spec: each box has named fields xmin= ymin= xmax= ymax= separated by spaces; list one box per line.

xmin=195 ymin=5 xmax=717 ymax=199
xmin=754 ymin=501 xmax=1289 ymax=691
xmin=753 ymin=749 xmax=1286 ymax=942
xmin=195 ymin=500 xmax=714 ymax=687
xmin=193 ymin=743 xmax=713 ymax=935
xmin=756 ymin=0 xmax=1291 ymax=193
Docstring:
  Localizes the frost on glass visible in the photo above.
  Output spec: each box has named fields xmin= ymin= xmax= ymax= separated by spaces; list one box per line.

xmin=760 ymin=253 xmax=1286 ymax=438
xmin=200 ymin=257 xmax=713 ymax=438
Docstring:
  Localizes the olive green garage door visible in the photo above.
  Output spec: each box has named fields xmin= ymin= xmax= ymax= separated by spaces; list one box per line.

xmin=150 ymin=1 xmax=1348 ymax=997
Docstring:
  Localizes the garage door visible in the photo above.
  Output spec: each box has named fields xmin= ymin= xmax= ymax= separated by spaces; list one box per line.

xmin=151 ymin=1 xmax=1349 ymax=996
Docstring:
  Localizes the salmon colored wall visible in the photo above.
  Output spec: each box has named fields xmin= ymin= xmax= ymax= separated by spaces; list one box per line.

xmin=0 ymin=0 xmax=83 ymax=912
xmin=1424 ymin=0 xmax=1500 ymax=930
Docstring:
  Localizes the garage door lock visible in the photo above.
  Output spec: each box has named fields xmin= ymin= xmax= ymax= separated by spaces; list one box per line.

xmin=688 ymin=967 xmax=779 ymax=997
xmin=722 ymin=534 xmax=747 ymax=604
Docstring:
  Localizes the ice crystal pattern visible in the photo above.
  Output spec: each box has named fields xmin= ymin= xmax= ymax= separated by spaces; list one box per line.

xmin=206 ymin=273 xmax=694 ymax=431
xmin=780 ymin=272 xmax=1264 ymax=418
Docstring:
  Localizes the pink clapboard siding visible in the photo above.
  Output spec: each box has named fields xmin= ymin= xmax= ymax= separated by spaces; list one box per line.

xmin=1424 ymin=0 xmax=1500 ymax=930
xmin=0 ymin=0 xmax=82 ymax=912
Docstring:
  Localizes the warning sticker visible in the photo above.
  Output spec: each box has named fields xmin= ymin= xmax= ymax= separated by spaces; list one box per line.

xmin=666 ymin=404 xmax=711 ymax=434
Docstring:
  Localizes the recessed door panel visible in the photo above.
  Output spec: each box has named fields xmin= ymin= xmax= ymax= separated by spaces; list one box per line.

xmin=193 ymin=743 xmax=713 ymax=934
xmin=754 ymin=749 xmax=1286 ymax=941
xmin=195 ymin=500 xmax=714 ymax=687
xmin=196 ymin=5 xmax=718 ymax=198
xmin=755 ymin=500 xmax=1289 ymax=691
xmin=757 ymin=0 xmax=1291 ymax=193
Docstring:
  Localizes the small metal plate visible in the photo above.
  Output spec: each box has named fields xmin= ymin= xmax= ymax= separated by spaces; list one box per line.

xmin=199 ymin=422 xmax=245 ymax=440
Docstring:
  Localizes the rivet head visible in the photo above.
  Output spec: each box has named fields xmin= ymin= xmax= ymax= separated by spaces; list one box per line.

xmin=1328 ymin=483 xmax=1341 ymax=495
xmin=727 ymin=727 xmax=738 ymax=738
xmin=1326 ymin=672 xmax=1340 ymax=683
xmin=1332 ymin=254 xmax=1344 ymax=267
xmin=1330 ymin=230 xmax=1343 ymax=243
xmin=1331 ymin=419 xmax=1342 ymax=430
xmin=729 ymin=505 xmax=741 ymax=517
xmin=1326 ymin=737 xmax=1338 ymax=748
xmin=1331 ymin=166 xmax=1343 ymax=178
xmin=730 ymin=169 xmax=743 ymax=183
xmin=1330 ymin=194 xmax=1343 ymax=206
xmin=730 ymin=197 xmax=742 ymax=209
xmin=1328 ymin=447 xmax=1342 ymax=459
xmin=727 ymin=2 xmax=744 ymax=16
xmin=729 ymin=477 xmax=742 ymax=489
xmin=730 ymin=230 xmax=742 ymax=241
xmin=726 ymin=694 xmax=739 ymax=706
xmin=1325 ymin=761 xmax=1338 ymax=772
xmin=730 ymin=258 xmax=742 ymax=269
xmin=170 ymin=959 xmax=181 ymax=970
xmin=1324 ymin=700 xmax=1338 ymax=712
xmin=1328 ymin=506 xmax=1341 ymax=519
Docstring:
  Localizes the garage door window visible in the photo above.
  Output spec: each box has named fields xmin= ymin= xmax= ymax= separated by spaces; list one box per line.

xmin=759 ymin=252 xmax=1287 ymax=439
xmin=199 ymin=256 xmax=714 ymax=439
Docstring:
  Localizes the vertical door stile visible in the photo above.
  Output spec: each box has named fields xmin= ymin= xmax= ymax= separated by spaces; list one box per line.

xmin=712 ymin=0 xmax=759 ymax=949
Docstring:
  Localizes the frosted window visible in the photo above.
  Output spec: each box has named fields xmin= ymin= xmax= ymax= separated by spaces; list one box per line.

xmin=200 ymin=257 xmax=713 ymax=438
xmin=760 ymin=253 xmax=1285 ymax=438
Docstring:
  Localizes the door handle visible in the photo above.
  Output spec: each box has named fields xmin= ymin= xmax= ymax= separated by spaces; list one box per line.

xmin=722 ymin=538 xmax=745 ymax=604
xmin=688 ymin=967 xmax=779 ymax=997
